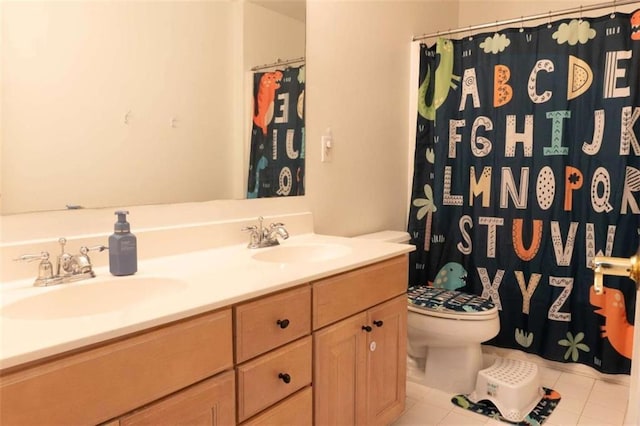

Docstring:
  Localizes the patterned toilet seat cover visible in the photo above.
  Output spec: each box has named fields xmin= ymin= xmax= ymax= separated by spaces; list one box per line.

xmin=407 ymin=286 xmax=495 ymax=314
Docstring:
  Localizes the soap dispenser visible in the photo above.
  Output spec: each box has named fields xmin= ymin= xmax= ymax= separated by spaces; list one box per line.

xmin=109 ymin=210 xmax=137 ymax=276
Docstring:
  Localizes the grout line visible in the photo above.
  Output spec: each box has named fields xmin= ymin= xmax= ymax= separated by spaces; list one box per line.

xmin=577 ymin=376 xmax=597 ymax=423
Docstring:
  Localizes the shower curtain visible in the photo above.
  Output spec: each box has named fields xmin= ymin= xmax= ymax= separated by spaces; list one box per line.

xmin=408 ymin=9 xmax=640 ymax=374
xmin=247 ymin=65 xmax=305 ymax=198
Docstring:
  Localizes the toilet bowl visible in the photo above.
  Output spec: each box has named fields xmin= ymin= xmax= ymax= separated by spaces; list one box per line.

xmin=352 ymin=231 xmax=500 ymax=395
xmin=407 ymin=286 xmax=500 ymax=394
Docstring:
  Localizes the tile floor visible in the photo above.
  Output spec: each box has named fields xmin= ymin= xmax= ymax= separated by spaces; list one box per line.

xmin=393 ymin=366 xmax=630 ymax=426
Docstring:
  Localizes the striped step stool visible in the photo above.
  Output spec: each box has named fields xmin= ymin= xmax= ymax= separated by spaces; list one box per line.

xmin=468 ymin=357 xmax=544 ymax=422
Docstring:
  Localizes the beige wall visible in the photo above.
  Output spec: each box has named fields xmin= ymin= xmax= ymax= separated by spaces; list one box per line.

xmin=306 ymin=0 xmax=458 ymax=236
xmin=458 ymin=0 xmax=638 ymax=29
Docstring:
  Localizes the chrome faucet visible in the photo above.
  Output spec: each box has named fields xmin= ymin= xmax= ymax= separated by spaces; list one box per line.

xmin=242 ymin=216 xmax=289 ymax=248
xmin=15 ymin=238 xmax=108 ymax=287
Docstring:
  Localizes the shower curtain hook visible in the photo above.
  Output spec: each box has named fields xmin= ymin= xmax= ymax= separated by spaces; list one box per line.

xmin=519 ymin=16 xmax=525 ymax=33
xmin=611 ymin=0 xmax=617 ymax=18
xmin=468 ymin=25 xmax=473 ymax=41
xmin=579 ymin=5 xmax=583 ymax=22
xmin=547 ymin=11 xmax=553 ymax=28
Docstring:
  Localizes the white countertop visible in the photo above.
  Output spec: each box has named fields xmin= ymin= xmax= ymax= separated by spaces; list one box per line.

xmin=0 ymin=233 xmax=414 ymax=370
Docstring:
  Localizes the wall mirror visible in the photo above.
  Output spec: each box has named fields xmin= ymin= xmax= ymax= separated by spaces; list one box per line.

xmin=0 ymin=0 xmax=305 ymax=215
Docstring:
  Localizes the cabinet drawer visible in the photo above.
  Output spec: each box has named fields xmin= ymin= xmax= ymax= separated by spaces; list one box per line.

xmin=119 ymin=370 xmax=235 ymax=426
xmin=313 ymin=255 xmax=408 ymax=329
xmin=235 ymin=285 xmax=310 ymax=363
xmin=237 ymin=336 xmax=312 ymax=422
xmin=0 ymin=309 xmax=233 ymax=426
xmin=241 ymin=386 xmax=312 ymax=426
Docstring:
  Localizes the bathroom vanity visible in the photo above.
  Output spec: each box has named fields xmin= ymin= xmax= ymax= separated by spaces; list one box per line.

xmin=0 ymin=232 xmax=411 ymax=425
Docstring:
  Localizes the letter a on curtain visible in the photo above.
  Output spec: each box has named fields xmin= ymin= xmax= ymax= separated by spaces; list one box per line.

xmin=408 ymin=9 xmax=640 ymax=374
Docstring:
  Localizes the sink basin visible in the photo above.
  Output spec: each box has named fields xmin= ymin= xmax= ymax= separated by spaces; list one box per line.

xmin=251 ymin=243 xmax=352 ymax=264
xmin=1 ymin=277 xmax=187 ymax=320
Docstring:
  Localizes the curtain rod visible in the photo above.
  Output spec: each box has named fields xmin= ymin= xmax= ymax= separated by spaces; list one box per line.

xmin=251 ymin=56 xmax=305 ymax=72
xmin=413 ymin=0 xmax=639 ymax=41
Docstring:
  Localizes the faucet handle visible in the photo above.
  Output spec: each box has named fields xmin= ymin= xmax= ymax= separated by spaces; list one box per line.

xmin=269 ymin=222 xmax=285 ymax=228
xmin=14 ymin=251 xmax=50 ymax=263
xmin=242 ymin=225 xmax=262 ymax=248
xmin=14 ymin=251 xmax=56 ymax=285
xmin=81 ymin=245 xmax=108 ymax=254
xmin=73 ymin=246 xmax=106 ymax=275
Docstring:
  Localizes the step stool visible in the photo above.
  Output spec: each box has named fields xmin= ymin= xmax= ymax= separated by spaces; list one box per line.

xmin=468 ymin=358 xmax=544 ymax=422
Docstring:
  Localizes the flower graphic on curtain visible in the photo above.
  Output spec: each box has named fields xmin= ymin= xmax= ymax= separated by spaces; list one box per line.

xmin=558 ymin=332 xmax=590 ymax=362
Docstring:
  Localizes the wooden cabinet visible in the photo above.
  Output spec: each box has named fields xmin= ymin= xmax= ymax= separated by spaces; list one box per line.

xmin=313 ymin=256 xmax=408 ymax=329
xmin=119 ymin=371 xmax=235 ymax=426
xmin=235 ymin=286 xmax=313 ymax=424
xmin=237 ymin=336 xmax=312 ymax=422
xmin=314 ymin=312 xmax=369 ymax=425
xmin=0 ymin=309 xmax=234 ymax=426
xmin=1 ymin=255 xmax=407 ymax=426
xmin=366 ymin=296 xmax=407 ymax=425
xmin=235 ymin=286 xmax=310 ymax=363
xmin=242 ymin=386 xmax=313 ymax=426
xmin=313 ymin=255 xmax=408 ymax=426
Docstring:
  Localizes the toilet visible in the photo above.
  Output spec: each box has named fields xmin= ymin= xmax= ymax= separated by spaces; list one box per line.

xmin=407 ymin=286 xmax=499 ymax=394
xmin=354 ymin=231 xmax=500 ymax=395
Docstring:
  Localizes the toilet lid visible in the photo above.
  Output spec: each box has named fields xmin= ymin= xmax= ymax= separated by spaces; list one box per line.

xmin=407 ymin=286 xmax=497 ymax=318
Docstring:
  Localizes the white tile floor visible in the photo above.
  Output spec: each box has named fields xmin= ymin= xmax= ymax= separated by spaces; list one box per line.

xmin=393 ymin=366 xmax=630 ymax=426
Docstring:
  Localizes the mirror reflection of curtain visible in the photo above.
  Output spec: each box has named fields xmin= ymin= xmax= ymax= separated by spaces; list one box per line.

xmin=408 ymin=9 xmax=640 ymax=375
xmin=247 ymin=65 xmax=305 ymax=198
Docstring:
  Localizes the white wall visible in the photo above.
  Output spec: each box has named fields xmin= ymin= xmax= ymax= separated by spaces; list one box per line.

xmin=305 ymin=0 xmax=459 ymax=237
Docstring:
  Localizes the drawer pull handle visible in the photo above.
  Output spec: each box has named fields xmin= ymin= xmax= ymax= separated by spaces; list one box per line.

xmin=373 ymin=320 xmax=384 ymax=327
xmin=362 ymin=325 xmax=372 ymax=332
xmin=276 ymin=319 xmax=290 ymax=329
xmin=278 ymin=373 xmax=291 ymax=384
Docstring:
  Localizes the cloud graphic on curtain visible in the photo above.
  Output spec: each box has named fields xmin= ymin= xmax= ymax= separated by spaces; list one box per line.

xmin=479 ymin=33 xmax=511 ymax=54
xmin=553 ymin=19 xmax=597 ymax=45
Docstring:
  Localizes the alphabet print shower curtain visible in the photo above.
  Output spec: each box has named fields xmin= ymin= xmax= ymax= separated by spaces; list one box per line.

xmin=247 ymin=65 xmax=305 ymax=198
xmin=408 ymin=10 xmax=640 ymax=374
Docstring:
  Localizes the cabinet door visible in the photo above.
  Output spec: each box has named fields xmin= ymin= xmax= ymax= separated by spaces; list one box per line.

xmin=241 ymin=386 xmax=312 ymax=426
xmin=119 ymin=371 xmax=235 ymax=426
xmin=0 ymin=309 xmax=233 ymax=426
xmin=366 ymin=295 xmax=407 ymax=426
xmin=314 ymin=312 xmax=368 ymax=425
